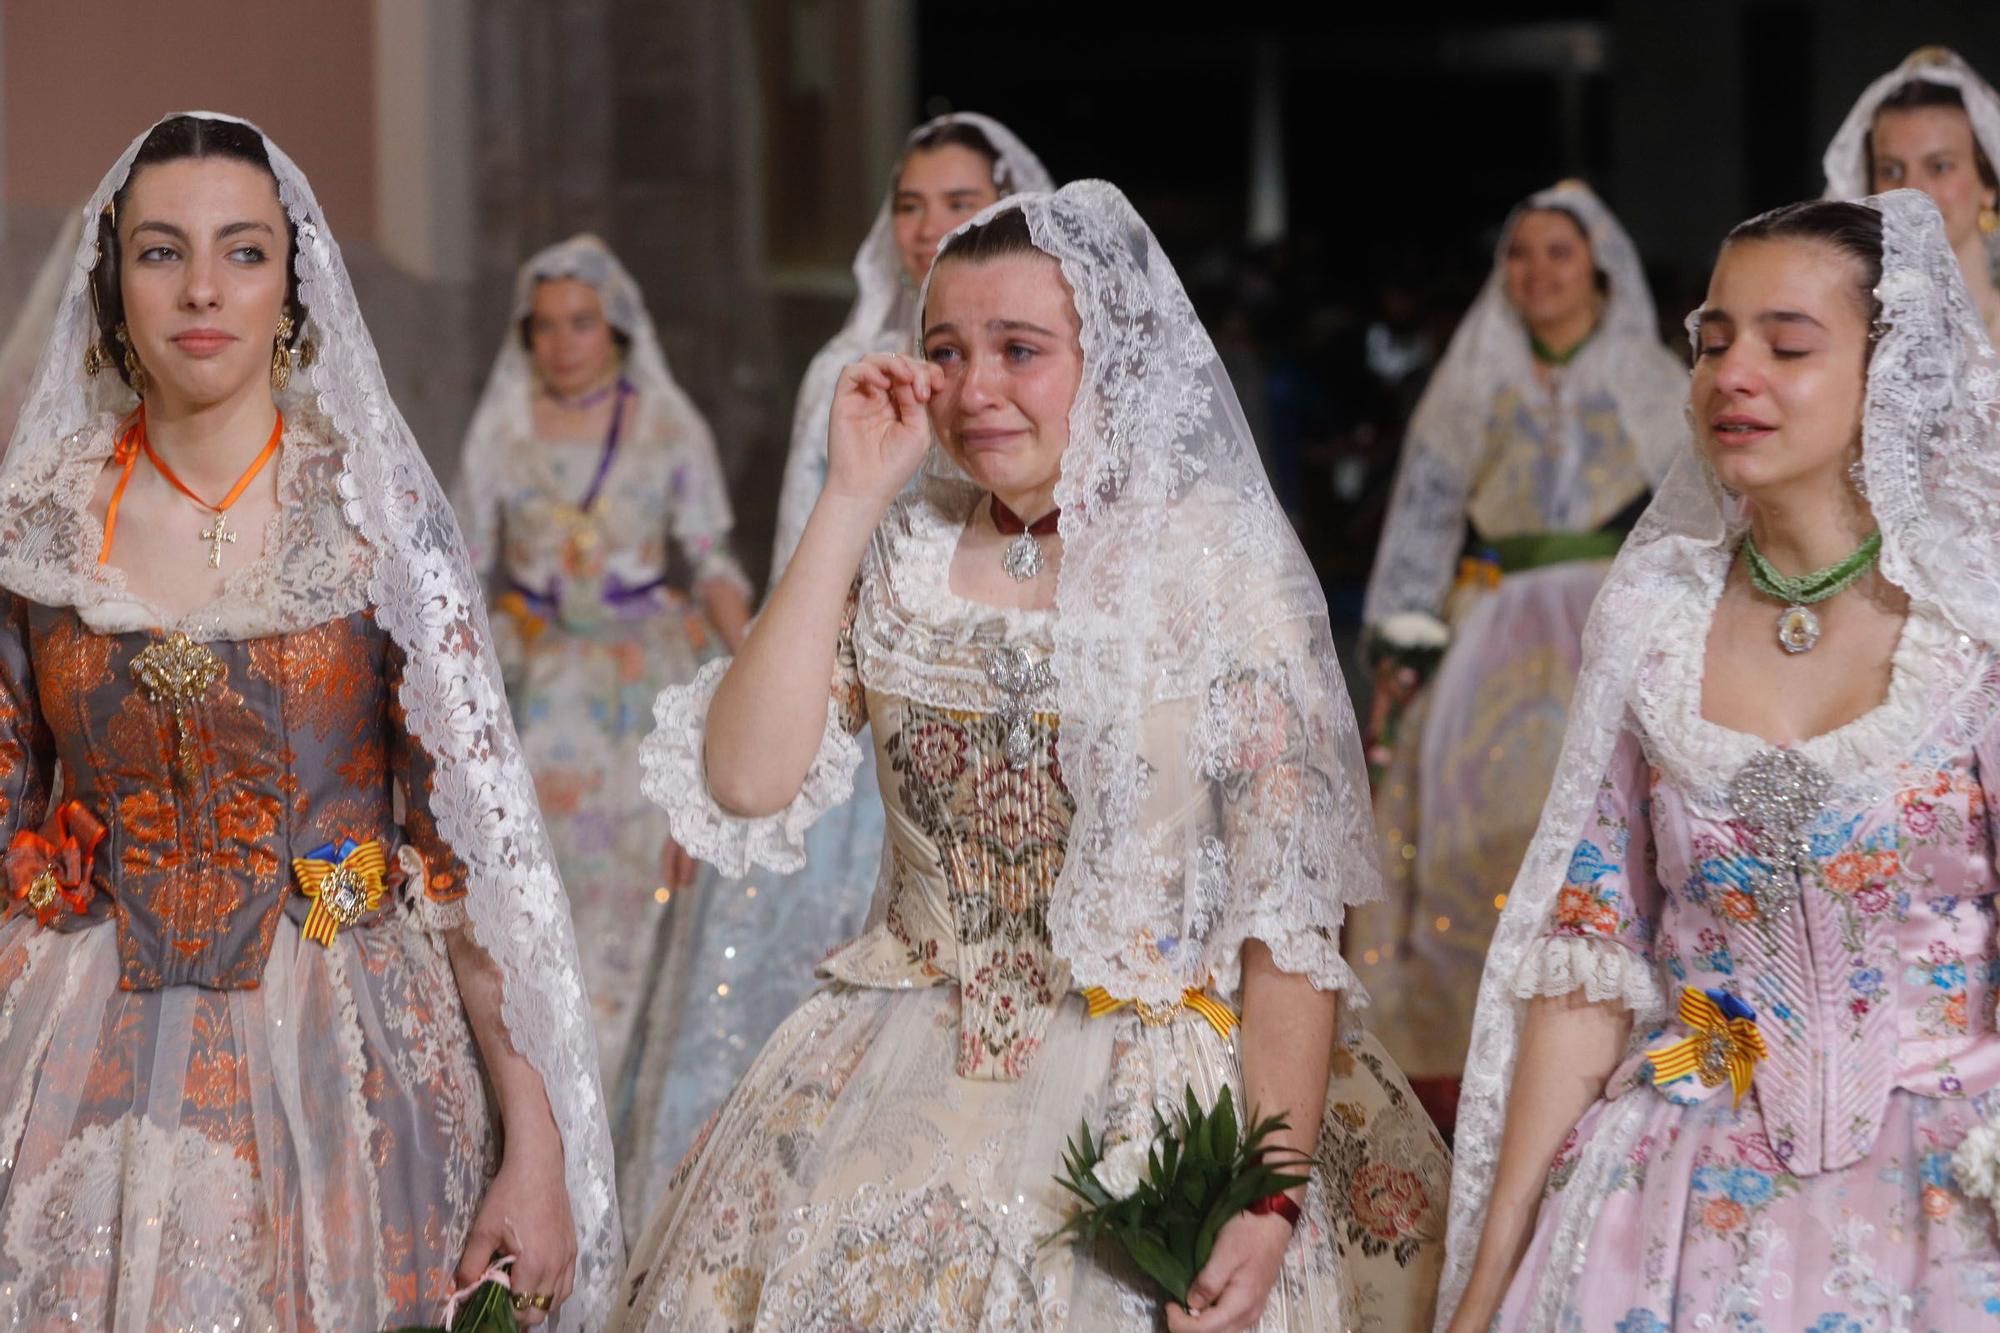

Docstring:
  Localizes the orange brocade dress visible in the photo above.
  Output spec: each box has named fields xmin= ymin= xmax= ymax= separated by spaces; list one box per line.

xmin=0 ymin=598 xmax=494 ymax=1328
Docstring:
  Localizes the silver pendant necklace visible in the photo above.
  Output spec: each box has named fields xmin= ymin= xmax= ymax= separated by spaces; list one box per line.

xmin=989 ymin=494 xmax=1059 ymax=583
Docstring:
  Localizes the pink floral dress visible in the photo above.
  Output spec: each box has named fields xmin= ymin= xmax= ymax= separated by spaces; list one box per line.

xmin=1497 ymin=595 xmax=2000 ymax=1330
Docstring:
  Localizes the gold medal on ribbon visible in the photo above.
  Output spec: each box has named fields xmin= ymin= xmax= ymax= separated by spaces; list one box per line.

xmin=293 ymin=838 xmax=389 ymax=946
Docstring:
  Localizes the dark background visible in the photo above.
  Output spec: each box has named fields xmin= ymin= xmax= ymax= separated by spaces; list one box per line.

xmin=917 ymin=0 xmax=2000 ymax=600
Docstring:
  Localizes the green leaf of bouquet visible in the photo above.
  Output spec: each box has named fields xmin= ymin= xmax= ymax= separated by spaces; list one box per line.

xmin=460 ymin=1282 xmax=522 ymax=1332
xmin=1119 ymin=1226 xmax=1193 ymax=1305
xmin=1166 ymin=1213 xmax=1198 ymax=1270
xmin=1194 ymin=1184 xmax=1267 ymax=1272
xmin=1213 ymin=1086 xmax=1238 ymax=1159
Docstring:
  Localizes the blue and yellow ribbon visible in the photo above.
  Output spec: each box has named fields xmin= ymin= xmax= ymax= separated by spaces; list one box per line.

xmin=292 ymin=838 xmax=388 ymax=947
xmin=1650 ymin=987 xmax=1766 ymax=1107
xmin=1083 ymin=985 xmax=1239 ymax=1041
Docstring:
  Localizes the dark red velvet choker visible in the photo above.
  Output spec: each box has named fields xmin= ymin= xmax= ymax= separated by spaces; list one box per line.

xmin=989 ymin=495 xmax=1060 ymax=536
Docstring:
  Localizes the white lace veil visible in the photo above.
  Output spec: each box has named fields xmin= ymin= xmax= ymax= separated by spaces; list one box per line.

xmin=454 ymin=233 xmax=733 ymax=579
xmin=0 ymin=113 xmax=619 ymax=1328
xmin=1823 ymin=45 xmax=2000 ymax=285
xmin=767 ymin=112 xmax=1052 ymax=583
xmin=1437 ymin=188 xmax=2000 ymax=1322
xmin=1361 ymin=180 xmax=1687 ymax=627
xmin=868 ymin=179 xmax=1379 ymax=1009
xmin=0 ymin=208 xmax=85 ymax=448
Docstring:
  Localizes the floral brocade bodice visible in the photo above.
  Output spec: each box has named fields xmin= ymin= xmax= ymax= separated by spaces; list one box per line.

xmin=1545 ymin=599 xmax=2000 ymax=1177
xmin=820 ymin=612 xmax=1077 ymax=1083
xmin=1464 ymin=382 xmax=1650 ymax=542
xmin=0 ymin=598 xmax=464 ymax=991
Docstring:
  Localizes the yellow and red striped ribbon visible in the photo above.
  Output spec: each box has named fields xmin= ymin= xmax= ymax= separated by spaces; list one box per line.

xmin=293 ymin=839 xmax=388 ymax=947
xmin=1083 ymin=985 xmax=1239 ymax=1040
xmin=1650 ymin=986 xmax=1766 ymax=1107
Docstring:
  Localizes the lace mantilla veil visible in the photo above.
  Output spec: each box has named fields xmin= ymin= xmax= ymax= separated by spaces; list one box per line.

xmin=866 ymin=180 xmax=1380 ymax=1008
xmin=767 ymin=112 xmax=1052 ymax=583
xmin=0 ymin=114 xmax=620 ymax=1327
xmin=454 ymin=233 xmax=737 ymax=581
xmin=1361 ymin=180 xmax=1687 ymax=627
xmin=0 ymin=208 xmax=85 ymax=446
xmin=1436 ymin=188 xmax=2000 ymax=1323
xmin=1823 ymin=45 xmax=2000 ymax=282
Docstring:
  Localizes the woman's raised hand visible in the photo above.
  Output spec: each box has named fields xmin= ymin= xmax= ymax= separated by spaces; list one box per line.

xmin=824 ymin=352 xmax=941 ymax=511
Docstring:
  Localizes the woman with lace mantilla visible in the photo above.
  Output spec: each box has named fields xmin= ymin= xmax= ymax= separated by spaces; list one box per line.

xmin=1824 ymin=45 xmax=2000 ymax=347
xmin=1441 ymin=194 xmax=2000 ymax=1329
xmin=618 ymin=182 xmax=1448 ymax=1331
xmin=1348 ymin=182 xmax=1684 ymax=1134
xmin=454 ymin=236 xmax=751 ymax=1108
xmin=0 ymin=115 xmax=621 ymax=1328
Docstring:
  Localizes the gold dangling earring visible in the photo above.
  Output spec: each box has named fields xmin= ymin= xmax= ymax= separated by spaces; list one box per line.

xmin=271 ymin=312 xmax=295 ymax=392
xmin=1981 ymin=202 xmax=1999 ymax=235
xmin=115 ymin=323 xmax=149 ymax=397
xmin=83 ymin=338 xmax=109 ymax=378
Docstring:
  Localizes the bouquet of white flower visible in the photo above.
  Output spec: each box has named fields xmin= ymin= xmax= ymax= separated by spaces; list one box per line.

xmin=1050 ymin=1085 xmax=1311 ymax=1305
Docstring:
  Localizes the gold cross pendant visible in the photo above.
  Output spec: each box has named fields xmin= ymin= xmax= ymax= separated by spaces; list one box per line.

xmin=200 ymin=512 xmax=237 ymax=569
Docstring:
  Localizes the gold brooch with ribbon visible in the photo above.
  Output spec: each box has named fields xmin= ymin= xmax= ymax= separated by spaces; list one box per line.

xmin=292 ymin=838 xmax=388 ymax=946
xmin=1649 ymin=986 xmax=1767 ymax=1107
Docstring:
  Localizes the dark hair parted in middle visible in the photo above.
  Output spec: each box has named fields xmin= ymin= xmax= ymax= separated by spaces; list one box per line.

xmin=1725 ymin=199 xmax=1886 ymax=329
xmin=931 ymin=206 xmax=1038 ymax=271
xmin=89 ymin=116 xmax=309 ymax=390
xmin=906 ymin=122 xmax=1000 ymax=174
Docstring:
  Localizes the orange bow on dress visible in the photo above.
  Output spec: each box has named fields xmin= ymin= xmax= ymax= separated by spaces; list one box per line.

xmin=7 ymin=801 xmax=107 ymax=927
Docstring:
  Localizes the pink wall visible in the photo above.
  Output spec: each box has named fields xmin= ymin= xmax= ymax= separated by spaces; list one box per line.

xmin=4 ymin=2 xmax=376 ymax=240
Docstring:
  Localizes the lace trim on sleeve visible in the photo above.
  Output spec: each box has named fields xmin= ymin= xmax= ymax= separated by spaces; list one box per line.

xmin=1511 ymin=933 xmax=1665 ymax=1018
xmin=396 ymin=845 xmax=472 ymax=933
xmin=638 ymin=657 xmax=863 ymax=877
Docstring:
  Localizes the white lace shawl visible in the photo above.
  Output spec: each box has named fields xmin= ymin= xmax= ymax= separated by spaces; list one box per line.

xmin=453 ymin=233 xmax=745 ymax=594
xmin=0 ymin=114 xmax=620 ymax=1328
xmin=766 ymin=112 xmax=1051 ymax=588
xmin=1823 ymin=45 xmax=2000 ymax=293
xmin=893 ymin=181 xmax=1381 ymax=1009
xmin=1437 ymin=188 xmax=2000 ymax=1324
xmin=1362 ymin=181 xmax=1687 ymax=628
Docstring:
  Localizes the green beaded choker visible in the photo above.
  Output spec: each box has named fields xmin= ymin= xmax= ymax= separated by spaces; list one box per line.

xmin=1529 ymin=328 xmax=1593 ymax=367
xmin=1742 ymin=530 xmax=1882 ymax=654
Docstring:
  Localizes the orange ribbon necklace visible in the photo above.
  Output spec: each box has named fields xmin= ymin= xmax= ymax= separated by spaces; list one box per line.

xmin=99 ymin=403 xmax=284 ymax=569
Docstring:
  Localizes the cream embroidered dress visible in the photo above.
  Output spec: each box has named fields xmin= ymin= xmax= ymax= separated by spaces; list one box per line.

xmin=620 ymin=494 xmax=1446 ymax=1331
xmin=616 ymin=181 xmax=1449 ymax=1333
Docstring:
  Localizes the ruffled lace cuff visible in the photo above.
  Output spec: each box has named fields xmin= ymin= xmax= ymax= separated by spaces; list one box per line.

xmin=396 ymin=845 xmax=472 ymax=933
xmin=638 ymin=657 xmax=863 ymax=877
xmin=1205 ymin=913 xmax=1373 ymax=1011
xmin=1512 ymin=935 xmax=1665 ymax=1018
